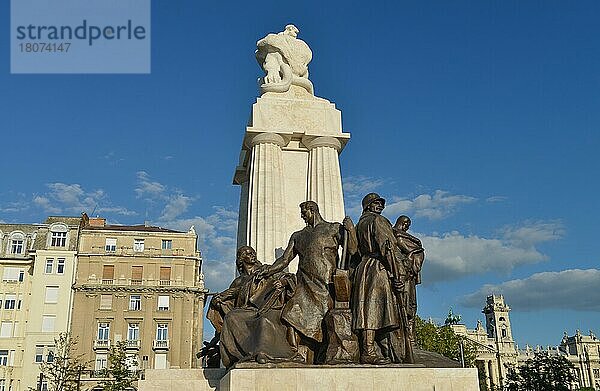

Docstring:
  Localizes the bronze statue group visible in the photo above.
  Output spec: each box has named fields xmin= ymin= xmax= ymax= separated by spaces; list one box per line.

xmin=201 ymin=193 xmax=425 ymax=368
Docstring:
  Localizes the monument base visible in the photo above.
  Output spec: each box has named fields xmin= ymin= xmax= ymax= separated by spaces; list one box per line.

xmin=139 ymin=366 xmax=479 ymax=391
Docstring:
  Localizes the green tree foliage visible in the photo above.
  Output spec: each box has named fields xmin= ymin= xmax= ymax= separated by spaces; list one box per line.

xmin=98 ymin=341 xmax=138 ymax=391
xmin=505 ymin=353 xmax=576 ymax=391
xmin=414 ymin=315 xmax=476 ymax=367
xmin=32 ymin=333 xmax=87 ymax=391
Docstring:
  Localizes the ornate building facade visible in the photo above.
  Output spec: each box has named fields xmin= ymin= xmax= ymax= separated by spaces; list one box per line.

xmin=71 ymin=214 xmax=205 ymax=387
xmin=453 ymin=295 xmax=600 ymax=390
xmin=0 ymin=217 xmax=82 ymax=391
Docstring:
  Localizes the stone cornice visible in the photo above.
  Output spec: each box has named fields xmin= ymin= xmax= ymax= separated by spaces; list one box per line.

xmin=73 ymin=284 xmax=207 ymax=295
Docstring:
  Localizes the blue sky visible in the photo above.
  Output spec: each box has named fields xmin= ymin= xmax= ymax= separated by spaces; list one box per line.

xmin=1 ymin=1 xmax=599 ymax=347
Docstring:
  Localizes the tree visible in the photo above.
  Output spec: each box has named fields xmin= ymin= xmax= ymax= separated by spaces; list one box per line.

xmin=98 ymin=341 xmax=139 ymax=391
xmin=505 ymin=353 xmax=576 ymax=391
xmin=414 ymin=315 xmax=476 ymax=367
xmin=32 ymin=332 xmax=87 ymax=391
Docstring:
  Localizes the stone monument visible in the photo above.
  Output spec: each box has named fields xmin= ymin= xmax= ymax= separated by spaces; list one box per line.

xmin=233 ymin=24 xmax=350 ymax=265
xmin=138 ymin=24 xmax=480 ymax=391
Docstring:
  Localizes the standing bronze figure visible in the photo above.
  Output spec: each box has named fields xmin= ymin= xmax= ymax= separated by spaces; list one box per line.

xmin=258 ymin=201 xmax=357 ymax=363
xmin=393 ymin=215 xmax=425 ymax=343
xmin=351 ymin=193 xmax=414 ymax=364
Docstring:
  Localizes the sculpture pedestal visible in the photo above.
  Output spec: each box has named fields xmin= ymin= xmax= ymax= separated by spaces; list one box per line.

xmin=139 ymin=366 xmax=479 ymax=391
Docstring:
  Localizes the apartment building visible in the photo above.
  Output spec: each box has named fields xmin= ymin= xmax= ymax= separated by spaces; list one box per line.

xmin=71 ymin=214 xmax=205 ymax=386
xmin=0 ymin=217 xmax=82 ymax=391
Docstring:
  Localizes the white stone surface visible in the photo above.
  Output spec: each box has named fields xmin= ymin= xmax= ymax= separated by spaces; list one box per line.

xmin=221 ymin=367 xmax=479 ymax=391
xmin=138 ymin=368 xmax=226 ymax=391
xmin=234 ymin=85 xmax=350 ymax=268
xmin=139 ymin=367 xmax=479 ymax=391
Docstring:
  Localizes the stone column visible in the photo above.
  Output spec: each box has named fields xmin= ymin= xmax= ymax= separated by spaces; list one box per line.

xmin=483 ymin=360 xmax=491 ymax=390
xmin=246 ymin=133 xmax=288 ymax=263
xmin=305 ymin=136 xmax=345 ymax=223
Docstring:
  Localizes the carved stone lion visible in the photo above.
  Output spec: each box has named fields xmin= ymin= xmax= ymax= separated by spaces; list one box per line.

xmin=256 ymin=24 xmax=314 ymax=95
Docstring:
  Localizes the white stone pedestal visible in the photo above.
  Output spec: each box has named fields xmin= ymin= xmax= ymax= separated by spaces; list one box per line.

xmin=139 ymin=367 xmax=479 ymax=391
xmin=234 ymin=86 xmax=350 ymax=267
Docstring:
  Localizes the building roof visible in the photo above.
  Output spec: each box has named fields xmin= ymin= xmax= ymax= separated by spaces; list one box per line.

xmin=84 ymin=224 xmax=182 ymax=233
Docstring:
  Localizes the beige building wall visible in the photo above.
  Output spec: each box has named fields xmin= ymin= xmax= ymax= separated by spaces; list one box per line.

xmin=71 ymin=215 xmax=205 ymax=386
xmin=0 ymin=217 xmax=81 ymax=391
xmin=0 ymin=223 xmax=37 ymax=391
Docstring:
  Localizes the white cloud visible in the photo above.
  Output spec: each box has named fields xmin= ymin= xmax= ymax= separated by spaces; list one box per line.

xmin=343 ymin=176 xmax=385 ymax=195
xmin=135 ymin=171 xmax=166 ymax=199
xmin=486 ymin=196 xmax=507 ymax=203
xmin=460 ymin=269 xmax=600 ymax=311
xmin=386 ymin=190 xmax=476 ymax=220
xmin=33 ymin=183 xmax=134 ymax=216
xmin=160 ymin=194 xmax=192 ymax=221
xmin=421 ymin=220 xmax=564 ymax=284
xmin=160 ymin=206 xmax=239 ymax=294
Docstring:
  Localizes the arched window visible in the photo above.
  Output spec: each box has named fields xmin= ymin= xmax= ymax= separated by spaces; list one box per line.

xmin=9 ymin=232 xmax=25 ymax=254
xmin=499 ymin=316 xmax=506 ymax=322
xmin=48 ymin=223 xmax=68 ymax=248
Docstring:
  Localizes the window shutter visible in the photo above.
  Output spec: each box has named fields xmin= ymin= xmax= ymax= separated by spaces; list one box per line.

xmin=131 ymin=266 xmax=143 ymax=280
xmin=158 ymin=295 xmax=169 ymax=309
xmin=100 ymin=295 xmax=112 ymax=309
xmin=159 ymin=267 xmax=170 ymax=281
xmin=103 ymin=265 xmax=114 ymax=280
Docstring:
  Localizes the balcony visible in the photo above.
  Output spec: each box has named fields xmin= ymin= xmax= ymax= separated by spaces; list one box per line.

xmin=93 ymin=339 xmax=111 ymax=350
xmin=101 ymin=279 xmax=113 ymax=285
xmin=124 ymin=339 xmax=141 ymax=350
xmin=153 ymin=339 xmax=169 ymax=350
xmin=159 ymin=280 xmax=171 ymax=286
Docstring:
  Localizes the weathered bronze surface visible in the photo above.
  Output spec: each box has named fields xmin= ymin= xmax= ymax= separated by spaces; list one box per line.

xmin=201 ymin=198 xmax=429 ymax=368
xmin=204 ymin=246 xmax=297 ymax=367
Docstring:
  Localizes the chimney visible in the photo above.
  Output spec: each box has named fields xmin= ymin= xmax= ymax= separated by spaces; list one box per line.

xmin=89 ymin=217 xmax=106 ymax=227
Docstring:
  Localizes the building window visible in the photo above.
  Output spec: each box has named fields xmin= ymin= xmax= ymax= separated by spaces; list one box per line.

xmin=47 ymin=347 xmax=55 ymax=363
xmin=501 ymin=328 xmax=507 ymax=338
xmin=0 ymin=323 xmax=12 ymax=338
xmin=0 ymin=379 xmax=5 ymax=391
xmin=45 ymin=287 xmax=59 ymax=304
xmin=594 ymin=368 xmax=600 ymax=378
xmin=129 ymin=295 xmax=141 ymax=311
xmin=157 ymin=295 xmax=170 ymax=311
xmin=35 ymin=346 xmax=44 ymax=363
xmin=18 ymin=270 xmax=24 ymax=282
xmin=51 ymin=231 xmax=67 ymax=247
xmin=95 ymin=354 xmax=108 ymax=370
xmin=97 ymin=323 xmax=110 ymax=341
xmin=10 ymin=239 xmax=24 ymax=254
xmin=159 ymin=267 xmax=171 ymax=286
xmin=154 ymin=353 xmax=167 ymax=369
xmin=131 ymin=266 xmax=143 ymax=285
xmin=99 ymin=294 xmax=112 ymax=310
xmin=45 ymin=259 xmax=54 ymax=274
xmin=161 ymin=240 xmax=172 ymax=250
xmin=4 ymin=295 xmax=16 ymax=310
xmin=2 ymin=267 xmax=21 ymax=282
xmin=42 ymin=316 xmax=56 ymax=332
xmin=0 ymin=350 xmax=8 ymax=365
xmin=127 ymin=323 xmax=140 ymax=341
xmin=134 ymin=239 xmax=144 ymax=252
xmin=156 ymin=324 xmax=168 ymax=341
xmin=102 ymin=265 xmax=114 ymax=284
xmin=41 ymin=381 xmax=48 ymax=391
xmin=105 ymin=238 xmax=117 ymax=252
xmin=56 ymin=259 xmax=65 ymax=274
xmin=17 ymin=295 xmax=22 ymax=310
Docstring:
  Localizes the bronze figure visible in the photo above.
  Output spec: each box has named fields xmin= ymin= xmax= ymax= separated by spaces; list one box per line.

xmin=206 ymin=246 xmax=297 ymax=367
xmin=351 ymin=193 xmax=414 ymax=364
xmin=258 ymin=201 xmax=357 ymax=363
xmin=393 ymin=215 xmax=425 ymax=343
